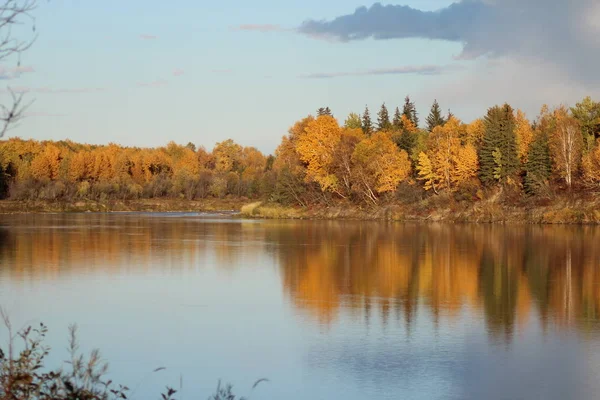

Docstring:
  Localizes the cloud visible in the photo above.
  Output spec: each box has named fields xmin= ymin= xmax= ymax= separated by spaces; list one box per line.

xmin=419 ymin=57 xmax=596 ymax=121
xmin=0 ymin=65 xmax=35 ymax=80
xmin=173 ymin=69 xmax=185 ymax=77
xmin=140 ymin=34 xmax=158 ymax=40
xmin=298 ymin=0 xmax=600 ymax=84
xmin=233 ymin=24 xmax=286 ymax=32
xmin=0 ymin=86 xmax=105 ymax=94
xmin=300 ymin=64 xmax=458 ymax=79
xmin=136 ymin=79 xmax=168 ymax=88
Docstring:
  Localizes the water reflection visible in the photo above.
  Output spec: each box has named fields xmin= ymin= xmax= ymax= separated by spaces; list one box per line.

xmin=1 ymin=214 xmax=599 ymax=344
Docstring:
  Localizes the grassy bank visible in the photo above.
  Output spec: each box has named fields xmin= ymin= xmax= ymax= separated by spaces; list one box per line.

xmin=2 ymin=193 xmax=600 ymax=224
xmin=240 ymin=194 xmax=600 ymax=224
xmin=0 ymin=198 xmax=247 ymax=214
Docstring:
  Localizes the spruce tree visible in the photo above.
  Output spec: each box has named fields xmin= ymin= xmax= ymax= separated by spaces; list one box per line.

xmin=392 ymin=107 xmax=403 ymax=131
xmin=395 ymin=130 xmax=416 ymax=156
xmin=479 ymin=104 xmax=519 ymax=185
xmin=402 ymin=96 xmax=419 ymax=128
xmin=524 ymin=133 xmax=552 ymax=195
xmin=426 ymin=99 xmax=445 ymax=132
xmin=362 ymin=106 xmax=373 ymax=136
xmin=377 ymin=102 xmax=392 ymax=131
xmin=447 ymin=109 xmax=454 ymax=121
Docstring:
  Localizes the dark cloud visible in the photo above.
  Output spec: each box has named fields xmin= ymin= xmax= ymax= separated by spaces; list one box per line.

xmin=300 ymin=64 xmax=458 ymax=79
xmin=298 ymin=0 xmax=600 ymax=84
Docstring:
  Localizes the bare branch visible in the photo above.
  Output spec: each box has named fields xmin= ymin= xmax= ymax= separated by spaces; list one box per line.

xmin=0 ymin=87 xmax=33 ymax=137
xmin=0 ymin=0 xmax=39 ymax=138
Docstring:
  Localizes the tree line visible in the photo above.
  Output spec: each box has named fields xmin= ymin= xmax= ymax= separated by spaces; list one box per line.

xmin=1 ymin=96 xmax=599 ymax=205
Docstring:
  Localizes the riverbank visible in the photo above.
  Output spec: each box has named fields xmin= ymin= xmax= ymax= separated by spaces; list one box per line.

xmin=0 ymin=198 xmax=247 ymax=214
xmin=2 ymin=194 xmax=600 ymax=224
xmin=240 ymin=194 xmax=600 ymax=224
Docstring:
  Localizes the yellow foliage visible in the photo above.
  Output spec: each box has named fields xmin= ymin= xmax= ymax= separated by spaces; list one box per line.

xmin=213 ymin=139 xmax=242 ymax=173
xmin=515 ymin=109 xmax=533 ymax=164
xmin=295 ymin=115 xmax=342 ymax=192
xmin=453 ymin=143 xmax=479 ymax=185
xmin=417 ymin=152 xmax=436 ymax=192
xmin=465 ymin=118 xmax=485 ymax=146
xmin=30 ymin=144 xmax=61 ymax=181
xmin=582 ymin=141 xmax=600 ymax=186
xmin=421 ymin=117 xmax=479 ymax=192
xmin=352 ymin=132 xmax=411 ymax=198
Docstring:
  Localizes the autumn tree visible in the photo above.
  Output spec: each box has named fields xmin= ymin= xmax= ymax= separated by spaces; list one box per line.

xmin=295 ymin=115 xmax=342 ymax=193
xmin=30 ymin=143 xmax=61 ymax=181
xmin=582 ymin=140 xmax=600 ymax=187
xmin=344 ymin=112 xmax=362 ymax=130
xmin=570 ymin=96 xmax=600 ymax=151
xmin=479 ymin=104 xmax=518 ymax=185
xmin=464 ymin=119 xmax=485 ymax=147
xmin=550 ymin=106 xmax=582 ymax=189
xmin=213 ymin=139 xmax=242 ymax=173
xmin=352 ymin=132 xmax=411 ymax=204
xmin=426 ymin=99 xmax=445 ymax=132
xmin=361 ymin=106 xmax=373 ymax=136
xmin=402 ymin=96 xmax=419 ymax=128
xmin=377 ymin=103 xmax=392 ymax=132
xmin=417 ymin=117 xmax=477 ymax=192
xmin=272 ymin=116 xmax=313 ymax=206
xmin=514 ymin=110 xmax=534 ymax=165
xmin=417 ymin=152 xmax=436 ymax=193
xmin=330 ymin=127 xmax=364 ymax=198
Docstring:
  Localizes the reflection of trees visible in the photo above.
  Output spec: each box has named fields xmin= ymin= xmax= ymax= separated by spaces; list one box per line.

xmin=270 ymin=222 xmax=600 ymax=341
xmin=2 ymin=215 xmax=600 ymax=340
xmin=0 ymin=214 xmax=264 ymax=278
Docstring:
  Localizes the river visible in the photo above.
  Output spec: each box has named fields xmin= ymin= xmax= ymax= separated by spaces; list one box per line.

xmin=1 ymin=213 xmax=599 ymax=399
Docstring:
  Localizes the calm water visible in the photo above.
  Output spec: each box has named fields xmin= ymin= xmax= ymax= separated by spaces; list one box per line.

xmin=1 ymin=213 xmax=600 ymax=400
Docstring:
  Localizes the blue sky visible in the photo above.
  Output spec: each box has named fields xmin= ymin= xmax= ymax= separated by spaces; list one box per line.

xmin=1 ymin=0 xmax=597 ymax=154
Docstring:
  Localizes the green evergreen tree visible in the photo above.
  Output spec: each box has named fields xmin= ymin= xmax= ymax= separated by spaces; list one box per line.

xmin=524 ymin=133 xmax=552 ymax=195
xmin=395 ymin=131 xmax=416 ymax=156
xmin=377 ymin=102 xmax=392 ymax=131
xmin=362 ymin=106 xmax=373 ymax=136
xmin=447 ymin=109 xmax=454 ymax=121
xmin=402 ymin=96 xmax=419 ymax=128
xmin=426 ymin=99 xmax=445 ymax=132
xmin=479 ymin=104 xmax=519 ymax=185
xmin=392 ymin=107 xmax=403 ymax=131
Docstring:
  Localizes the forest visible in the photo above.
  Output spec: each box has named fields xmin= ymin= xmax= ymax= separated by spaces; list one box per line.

xmin=1 ymin=96 xmax=599 ymax=210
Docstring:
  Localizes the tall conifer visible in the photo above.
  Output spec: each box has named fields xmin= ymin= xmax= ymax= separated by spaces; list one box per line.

xmin=362 ymin=106 xmax=373 ymax=136
xmin=479 ymin=104 xmax=519 ymax=185
xmin=377 ymin=103 xmax=392 ymax=131
xmin=426 ymin=100 xmax=445 ymax=132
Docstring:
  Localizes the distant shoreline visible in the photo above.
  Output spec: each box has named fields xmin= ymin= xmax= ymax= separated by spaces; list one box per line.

xmin=0 ymin=198 xmax=247 ymax=215
xmin=2 ymin=197 xmax=600 ymax=225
